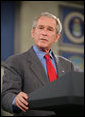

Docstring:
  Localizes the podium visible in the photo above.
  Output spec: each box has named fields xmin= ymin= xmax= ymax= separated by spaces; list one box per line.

xmin=28 ymin=72 xmax=84 ymax=116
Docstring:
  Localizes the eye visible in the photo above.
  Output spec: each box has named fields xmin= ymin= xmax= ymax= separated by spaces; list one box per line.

xmin=38 ymin=25 xmax=44 ymax=29
xmin=47 ymin=27 xmax=54 ymax=31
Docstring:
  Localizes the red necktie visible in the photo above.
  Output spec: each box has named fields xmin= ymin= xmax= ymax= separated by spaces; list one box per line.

xmin=45 ymin=54 xmax=57 ymax=82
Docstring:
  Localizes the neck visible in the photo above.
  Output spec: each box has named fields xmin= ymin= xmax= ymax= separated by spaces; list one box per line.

xmin=39 ymin=47 xmax=51 ymax=53
xmin=41 ymin=48 xmax=50 ymax=53
xmin=35 ymin=45 xmax=51 ymax=53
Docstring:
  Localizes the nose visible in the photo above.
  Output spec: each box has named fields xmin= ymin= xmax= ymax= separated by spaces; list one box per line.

xmin=41 ymin=28 xmax=47 ymax=36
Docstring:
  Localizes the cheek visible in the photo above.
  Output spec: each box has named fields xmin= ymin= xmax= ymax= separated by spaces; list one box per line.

xmin=50 ymin=34 xmax=56 ymax=41
xmin=34 ymin=31 xmax=40 ymax=38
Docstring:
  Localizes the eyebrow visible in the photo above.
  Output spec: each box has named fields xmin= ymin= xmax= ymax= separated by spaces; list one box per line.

xmin=38 ymin=25 xmax=55 ymax=30
xmin=47 ymin=26 xmax=54 ymax=30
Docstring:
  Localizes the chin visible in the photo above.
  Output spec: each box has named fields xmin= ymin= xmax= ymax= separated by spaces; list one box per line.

xmin=39 ymin=45 xmax=48 ymax=49
xmin=37 ymin=43 xmax=49 ymax=49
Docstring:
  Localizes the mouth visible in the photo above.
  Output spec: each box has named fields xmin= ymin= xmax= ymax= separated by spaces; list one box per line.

xmin=40 ymin=38 xmax=48 ymax=42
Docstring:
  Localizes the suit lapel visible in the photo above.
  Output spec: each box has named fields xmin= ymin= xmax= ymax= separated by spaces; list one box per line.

xmin=27 ymin=47 xmax=49 ymax=85
xmin=53 ymin=54 xmax=66 ymax=78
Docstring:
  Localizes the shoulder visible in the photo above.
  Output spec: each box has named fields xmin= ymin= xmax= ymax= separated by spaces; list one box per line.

xmin=54 ymin=54 xmax=72 ymax=64
xmin=5 ymin=52 xmax=27 ymax=64
xmin=5 ymin=47 xmax=34 ymax=66
xmin=54 ymin=54 xmax=74 ymax=71
xmin=55 ymin=54 xmax=74 ymax=67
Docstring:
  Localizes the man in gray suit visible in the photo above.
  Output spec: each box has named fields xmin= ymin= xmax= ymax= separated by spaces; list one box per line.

xmin=1 ymin=12 xmax=74 ymax=116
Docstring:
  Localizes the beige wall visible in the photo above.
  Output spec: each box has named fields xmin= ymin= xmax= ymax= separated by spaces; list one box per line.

xmin=1 ymin=66 xmax=4 ymax=92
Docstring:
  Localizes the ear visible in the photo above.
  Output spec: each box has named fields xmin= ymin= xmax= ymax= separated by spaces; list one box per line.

xmin=54 ymin=34 xmax=60 ymax=43
xmin=31 ymin=28 xmax=35 ymax=38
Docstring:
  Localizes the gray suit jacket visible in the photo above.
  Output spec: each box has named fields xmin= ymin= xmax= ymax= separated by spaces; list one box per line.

xmin=1 ymin=46 xmax=74 ymax=116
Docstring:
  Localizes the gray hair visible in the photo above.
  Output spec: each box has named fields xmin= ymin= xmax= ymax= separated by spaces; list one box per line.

xmin=32 ymin=12 xmax=62 ymax=34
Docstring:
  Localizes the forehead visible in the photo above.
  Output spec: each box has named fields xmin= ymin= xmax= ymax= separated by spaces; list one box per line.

xmin=37 ymin=16 xmax=56 ymax=27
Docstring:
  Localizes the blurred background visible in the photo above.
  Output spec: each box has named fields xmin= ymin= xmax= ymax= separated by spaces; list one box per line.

xmin=1 ymin=1 xmax=84 ymax=116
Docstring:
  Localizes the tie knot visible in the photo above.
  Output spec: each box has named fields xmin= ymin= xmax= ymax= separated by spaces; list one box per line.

xmin=44 ymin=54 xmax=50 ymax=60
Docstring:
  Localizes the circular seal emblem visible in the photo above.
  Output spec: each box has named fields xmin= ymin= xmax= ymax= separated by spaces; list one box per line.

xmin=64 ymin=12 xmax=84 ymax=44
